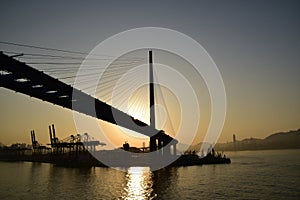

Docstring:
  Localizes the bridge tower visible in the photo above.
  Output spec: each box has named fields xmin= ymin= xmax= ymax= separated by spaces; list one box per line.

xmin=148 ymin=51 xmax=178 ymax=156
xmin=149 ymin=51 xmax=157 ymax=152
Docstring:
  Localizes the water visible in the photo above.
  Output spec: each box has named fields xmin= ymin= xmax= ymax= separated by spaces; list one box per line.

xmin=0 ymin=149 xmax=299 ymax=199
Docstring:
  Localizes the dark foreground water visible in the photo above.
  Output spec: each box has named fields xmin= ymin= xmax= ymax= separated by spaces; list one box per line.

xmin=0 ymin=149 xmax=299 ymax=200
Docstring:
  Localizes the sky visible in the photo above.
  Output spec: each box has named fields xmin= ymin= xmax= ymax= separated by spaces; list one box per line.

xmin=0 ymin=0 xmax=299 ymax=148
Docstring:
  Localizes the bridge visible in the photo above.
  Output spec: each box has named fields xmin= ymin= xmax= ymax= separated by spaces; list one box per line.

xmin=0 ymin=50 xmax=177 ymax=155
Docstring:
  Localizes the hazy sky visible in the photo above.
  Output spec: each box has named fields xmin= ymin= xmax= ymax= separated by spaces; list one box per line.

xmin=0 ymin=0 xmax=299 ymax=147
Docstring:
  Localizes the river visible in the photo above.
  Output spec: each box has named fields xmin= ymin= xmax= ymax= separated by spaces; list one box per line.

xmin=0 ymin=149 xmax=299 ymax=199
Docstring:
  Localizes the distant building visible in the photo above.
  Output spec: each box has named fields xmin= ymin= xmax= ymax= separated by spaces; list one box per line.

xmin=233 ymin=134 xmax=237 ymax=151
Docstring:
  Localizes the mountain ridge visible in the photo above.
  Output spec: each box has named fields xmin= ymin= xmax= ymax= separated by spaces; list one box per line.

xmin=187 ymin=128 xmax=300 ymax=152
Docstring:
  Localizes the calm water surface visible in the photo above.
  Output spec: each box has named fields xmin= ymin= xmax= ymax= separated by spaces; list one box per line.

xmin=0 ymin=149 xmax=299 ymax=199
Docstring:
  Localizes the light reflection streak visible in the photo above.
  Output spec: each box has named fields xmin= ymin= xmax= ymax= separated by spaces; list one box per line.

xmin=122 ymin=167 xmax=156 ymax=200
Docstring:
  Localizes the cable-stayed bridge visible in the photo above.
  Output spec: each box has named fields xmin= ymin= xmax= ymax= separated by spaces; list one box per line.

xmin=0 ymin=45 xmax=177 ymax=154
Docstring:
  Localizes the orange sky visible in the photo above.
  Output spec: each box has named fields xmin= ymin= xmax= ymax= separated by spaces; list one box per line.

xmin=0 ymin=1 xmax=299 ymax=148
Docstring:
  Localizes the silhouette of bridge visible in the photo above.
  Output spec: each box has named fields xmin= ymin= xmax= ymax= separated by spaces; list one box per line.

xmin=0 ymin=51 xmax=177 ymax=155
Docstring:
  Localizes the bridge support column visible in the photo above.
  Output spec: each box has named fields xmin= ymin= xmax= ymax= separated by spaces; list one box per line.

xmin=163 ymin=141 xmax=170 ymax=157
xmin=150 ymin=137 xmax=157 ymax=152
xmin=157 ymin=139 xmax=163 ymax=156
xmin=173 ymin=143 xmax=177 ymax=156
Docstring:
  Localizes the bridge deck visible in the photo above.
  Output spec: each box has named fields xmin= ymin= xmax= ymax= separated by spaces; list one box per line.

xmin=0 ymin=52 xmax=159 ymax=137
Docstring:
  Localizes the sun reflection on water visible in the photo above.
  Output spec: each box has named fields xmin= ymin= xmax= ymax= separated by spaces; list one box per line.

xmin=122 ymin=167 xmax=156 ymax=200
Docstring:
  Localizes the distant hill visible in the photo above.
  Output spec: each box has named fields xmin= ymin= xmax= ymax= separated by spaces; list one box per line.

xmin=264 ymin=129 xmax=300 ymax=140
xmin=214 ymin=129 xmax=300 ymax=151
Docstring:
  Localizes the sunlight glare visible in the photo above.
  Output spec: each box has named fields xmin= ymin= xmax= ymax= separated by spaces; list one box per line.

xmin=122 ymin=167 xmax=155 ymax=200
